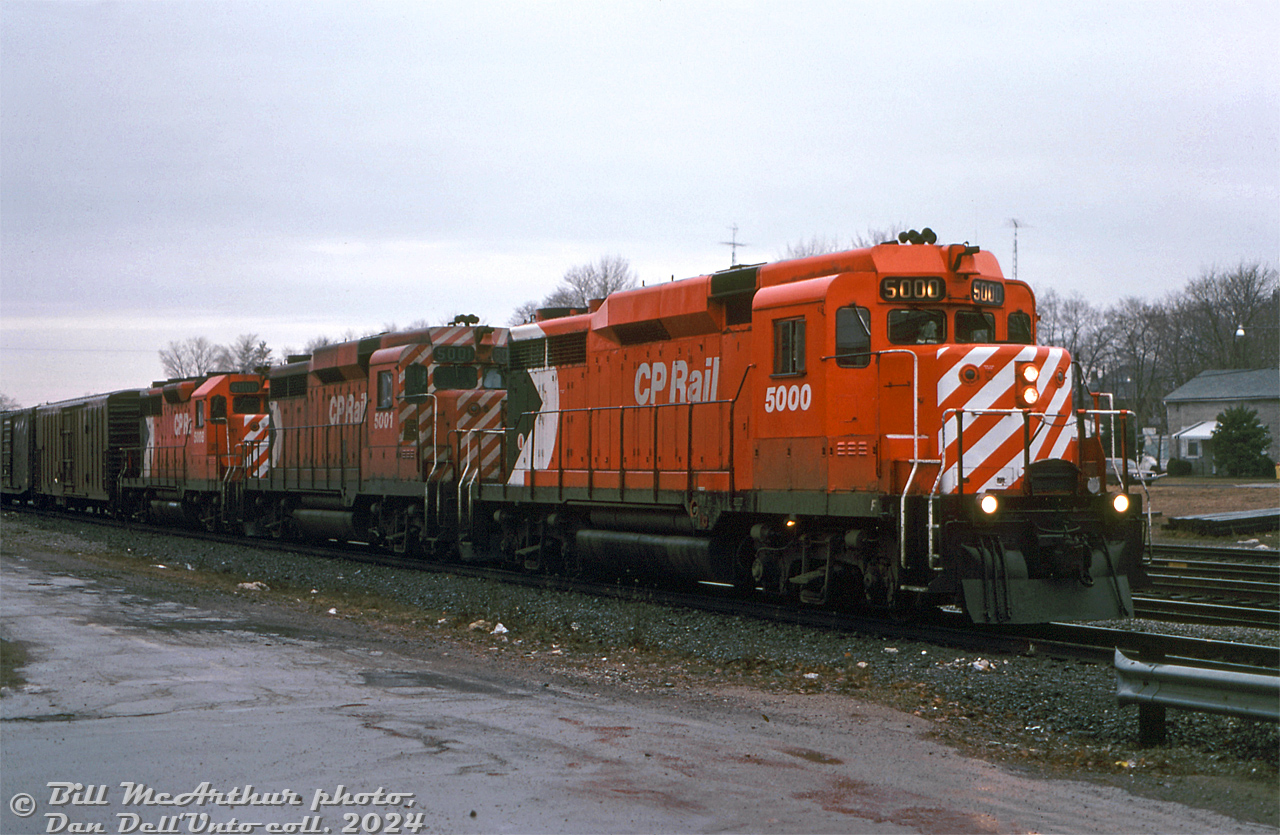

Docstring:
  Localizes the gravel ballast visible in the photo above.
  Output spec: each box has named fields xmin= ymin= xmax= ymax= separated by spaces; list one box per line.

xmin=3 ymin=510 xmax=1277 ymax=827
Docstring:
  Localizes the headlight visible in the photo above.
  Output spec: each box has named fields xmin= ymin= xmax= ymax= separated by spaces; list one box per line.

xmin=979 ymin=493 xmax=1000 ymax=515
xmin=1112 ymin=493 xmax=1131 ymax=514
xmin=1014 ymin=362 xmax=1041 ymax=407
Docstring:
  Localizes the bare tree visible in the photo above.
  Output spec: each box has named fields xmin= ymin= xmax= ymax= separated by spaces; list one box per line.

xmin=508 ymin=301 xmax=540 ymax=327
xmin=781 ymin=226 xmax=904 ymax=259
xmin=1170 ymin=262 xmax=1278 ymax=376
xmin=1036 ymin=288 xmax=1110 ymax=380
xmin=849 ymin=226 xmax=905 ymax=248
xmin=507 ymin=256 xmax=638 ymax=325
xmin=783 ymin=234 xmax=845 ymax=259
xmin=289 ymin=335 xmax=332 ymax=356
xmin=0 ymin=392 xmax=20 ymax=411
xmin=215 ymin=334 xmax=273 ymax=373
xmin=1101 ymin=297 xmax=1168 ymax=430
xmin=543 ymin=255 xmax=638 ymax=309
xmin=159 ymin=336 xmax=221 ymax=379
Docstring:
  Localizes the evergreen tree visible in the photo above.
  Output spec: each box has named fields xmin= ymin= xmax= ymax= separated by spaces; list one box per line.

xmin=1211 ymin=406 xmax=1274 ymax=478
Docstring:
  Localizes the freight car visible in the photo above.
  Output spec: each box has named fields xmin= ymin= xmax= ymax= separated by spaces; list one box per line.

xmin=1 ymin=390 xmax=143 ymax=512
xmin=482 ymin=232 xmax=1148 ymax=623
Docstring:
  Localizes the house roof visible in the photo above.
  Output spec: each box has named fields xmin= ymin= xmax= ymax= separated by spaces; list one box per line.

xmin=1172 ymin=420 xmax=1218 ymax=441
xmin=1165 ymin=368 xmax=1280 ymax=403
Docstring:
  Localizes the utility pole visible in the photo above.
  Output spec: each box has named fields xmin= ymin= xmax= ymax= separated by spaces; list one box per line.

xmin=720 ymin=224 xmax=749 ymax=266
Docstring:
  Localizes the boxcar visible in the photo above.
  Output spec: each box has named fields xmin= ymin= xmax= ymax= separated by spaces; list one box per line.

xmin=32 ymin=390 xmax=142 ymax=510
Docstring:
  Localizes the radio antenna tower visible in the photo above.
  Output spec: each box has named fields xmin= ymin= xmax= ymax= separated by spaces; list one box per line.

xmin=1006 ymin=218 xmax=1030 ymax=281
xmin=720 ymin=224 xmax=749 ymax=266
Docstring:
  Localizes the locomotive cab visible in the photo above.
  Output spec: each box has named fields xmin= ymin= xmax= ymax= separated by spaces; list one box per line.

xmin=752 ymin=234 xmax=1146 ymax=621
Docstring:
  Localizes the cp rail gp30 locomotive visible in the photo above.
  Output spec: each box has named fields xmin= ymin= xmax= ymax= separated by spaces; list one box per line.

xmin=490 ymin=233 xmax=1148 ymax=623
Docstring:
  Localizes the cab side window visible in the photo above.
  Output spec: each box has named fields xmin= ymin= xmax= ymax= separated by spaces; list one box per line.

xmin=404 ymin=364 xmax=430 ymax=398
xmin=773 ymin=318 xmax=806 ymax=375
xmin=377 ymin=371 xmax=394 ymax=409
xmin=835 ymin=306 xmax=871 ymax=368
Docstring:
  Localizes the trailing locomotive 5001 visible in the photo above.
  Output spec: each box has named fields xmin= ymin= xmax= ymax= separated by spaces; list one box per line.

xmin=491 ymin=232 xmax=1148 ymax=622
xmin=1 ymin=232 xmax=1149 ymax=623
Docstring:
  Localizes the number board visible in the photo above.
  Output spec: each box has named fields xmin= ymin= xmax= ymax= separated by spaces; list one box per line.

xmin=970 ymin=279 xmax=1005 ymax=306
xmin=880 ymin=277 xmax=945 ymax=302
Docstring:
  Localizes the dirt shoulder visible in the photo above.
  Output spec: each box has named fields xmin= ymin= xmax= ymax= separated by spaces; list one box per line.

xmin=1144 ymin=479 xmax=1279 ymax=547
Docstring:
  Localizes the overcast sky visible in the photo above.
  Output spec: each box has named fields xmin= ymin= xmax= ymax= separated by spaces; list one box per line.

xmin=2 ymin=1 xmax=1277 ymax=406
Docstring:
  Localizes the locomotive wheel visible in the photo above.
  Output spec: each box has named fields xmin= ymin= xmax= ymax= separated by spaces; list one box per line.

xmin=730 ymin=536 xmax=758 ymax=596
xmin=199 ymin=496 xmax=220 ymax=533
xmin=267 ymin=501 xmax=294 ymax=541
xmin=826 ymin=566 xmax=866 ymax=612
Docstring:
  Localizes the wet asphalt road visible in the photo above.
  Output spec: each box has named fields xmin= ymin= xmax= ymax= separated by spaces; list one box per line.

xmin=1 ymin=546 xmax=1274 ymax=835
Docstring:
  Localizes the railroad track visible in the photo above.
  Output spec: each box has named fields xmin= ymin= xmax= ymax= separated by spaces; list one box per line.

xmin=10 ymin=507 xmax=1278 ymax=674
xmin=1136 ymin=541 xmax=1279 ymax=628
xmin=1152 ymin=542 xmax=1279 ymax=562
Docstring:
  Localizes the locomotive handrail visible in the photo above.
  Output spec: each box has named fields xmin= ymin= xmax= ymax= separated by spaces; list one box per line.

xmin=268 ymin=420 xmax=363 ymax=494
xmin=455 ymin=427 xmax=504 ymax=537
xmin=871 ymin=349 xmax=934 ymax=571
xmin=514 ymin=397 xmax=736 ymax=505
xmin=930 ymin=405 xmax=1141 ymax=569
xmin=931 ymin=405 xmax=1039 ymax=568
xmin=1074 ymin=402 xmax=1154 ymax=555
xmin=1071 ymin=364 xmax=1139 ymax=491
xmin=934 ymin=405 xmax=1137 ymax=493
xmin=727 ymin=364 xmax=754 ymax=501
xmin=414 ymin=394 xmax=447 ymax=531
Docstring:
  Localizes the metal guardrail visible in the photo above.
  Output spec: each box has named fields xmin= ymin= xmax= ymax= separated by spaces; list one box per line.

xmin=1114 ymin=649 xmax=1280 ymax=745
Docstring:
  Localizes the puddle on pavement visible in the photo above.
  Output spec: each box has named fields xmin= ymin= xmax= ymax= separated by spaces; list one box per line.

xmin=3 ymin=713 xmax=81 ymax=723
xmin=359 ymin=670 xmax=522 ymax=697
xmin=783 ymin=747 xmax=845 ymax=765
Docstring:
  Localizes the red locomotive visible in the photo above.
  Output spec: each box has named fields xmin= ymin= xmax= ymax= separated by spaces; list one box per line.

xmin=240 ymin=320 xmax=508 ymax=554
xmin=136 ymin=372 xmax=270 ymax=529
xmin=1 ymin=233 xmax=1148 ymax=624
xmin=487 ymin=232 xmax=1147 ymax=622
